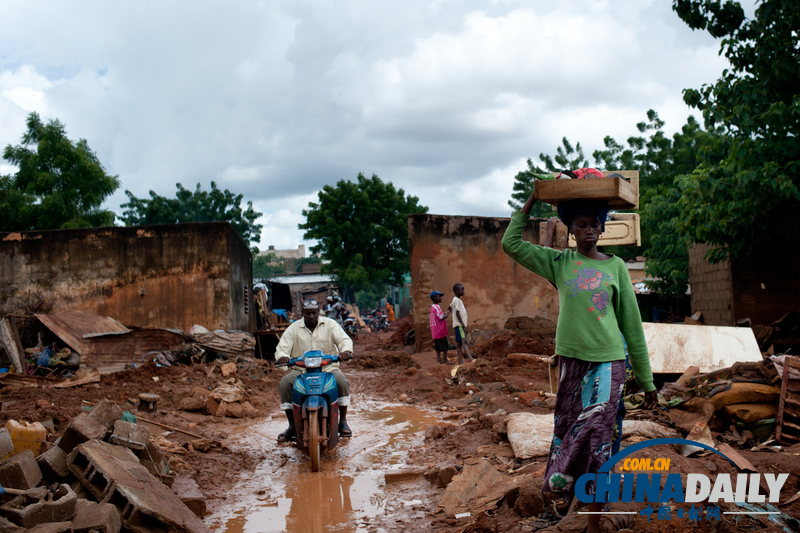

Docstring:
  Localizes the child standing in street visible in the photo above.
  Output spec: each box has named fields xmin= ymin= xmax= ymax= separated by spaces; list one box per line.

xmin=448 ymin=283 xmax=474 ymax=364
xmin=429 ymin=290 xmax=449 ymax=364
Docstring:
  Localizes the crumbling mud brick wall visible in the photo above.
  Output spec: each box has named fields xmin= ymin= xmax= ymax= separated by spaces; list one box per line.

xmin=0 ymin=222 xmax=255 ymax=333
xmin=689 ymin=243 xmax=799 ymax=326
xmin=408 ymin=214 xmax=559 ymax=352
xmin=688 ymin=244 xmax=735 ymax=326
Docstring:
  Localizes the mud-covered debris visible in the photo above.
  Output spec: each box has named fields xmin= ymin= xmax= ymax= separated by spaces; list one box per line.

xmin=436 ymin=457 xmax=531 ymax=517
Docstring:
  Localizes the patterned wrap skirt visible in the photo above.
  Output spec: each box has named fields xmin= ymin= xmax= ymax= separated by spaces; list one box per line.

xmin=542 ymin=356 xmax=627 ymax=496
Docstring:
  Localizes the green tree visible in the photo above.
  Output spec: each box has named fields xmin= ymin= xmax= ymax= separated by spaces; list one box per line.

xmin=509 ymin=137 xmax=588 ymax=216
xmin=356 ymin=282 xmax=389 ymax=310
xmin=2 ymin=112 xmax=119 ymax=231
xmin=592 ymin=112 xmax=717 ymax=289
xmin=508 ymin=110 xmax=715 ymax=296
xmin=253 ymin=252 xmax=287 ymax=280
xmin=121 ymin=182 xmax=263 ymax=246
xmin=299 ymin=173 xmax=427 ymax=299
xmin=672 ymin=0 xmax=800 ymax=262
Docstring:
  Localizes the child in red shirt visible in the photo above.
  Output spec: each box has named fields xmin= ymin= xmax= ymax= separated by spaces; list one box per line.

xmin=429 ymin=290 xmax=449 ymax=364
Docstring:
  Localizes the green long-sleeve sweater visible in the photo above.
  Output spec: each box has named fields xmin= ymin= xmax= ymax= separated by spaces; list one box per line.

xmin=502 ymin=210 xmax=655 ymax=393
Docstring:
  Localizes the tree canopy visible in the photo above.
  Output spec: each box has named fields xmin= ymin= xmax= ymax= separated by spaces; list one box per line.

xmin=299 ymin=173 xmax=427 ymax=297
xmin=509 ymin=110 xmax=715 ymax=297
xmin=671 ymin=0 xmax=800 ymax=261
xmin=1 ymin=112 xmax=120 ymax=231
xmin=121 ymin=182 xmax=263 ymax=246
xmin=508 ymin=138 xmax=588 ymax=217
xmin=591 ymin=112 xmax=717 ymax=296
xmin=253 ymin=252 xmax=287 ymax=280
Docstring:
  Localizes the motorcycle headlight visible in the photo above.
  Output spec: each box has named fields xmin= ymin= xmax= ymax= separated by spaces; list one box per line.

xmin=304 ymin=356 xmax=323 ymax=369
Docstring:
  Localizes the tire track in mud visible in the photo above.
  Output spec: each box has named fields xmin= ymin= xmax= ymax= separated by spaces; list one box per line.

xmin=206 ymin=398 xmax=443 ymax=533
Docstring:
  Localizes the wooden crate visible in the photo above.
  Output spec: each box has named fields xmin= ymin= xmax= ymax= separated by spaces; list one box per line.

xmin=538 ymin=213 xmax=641 ymax=247
xmin=535 ymin=170 xmax=639 ymax=209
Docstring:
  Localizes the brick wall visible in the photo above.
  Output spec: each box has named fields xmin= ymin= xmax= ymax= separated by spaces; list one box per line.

xmin=688 ymin=243 xmax=734 ymax=326
xmin=689 ymin=243 xmax=799 ymax=326
xmin=731 ymin=250 xmax=800 ymax=325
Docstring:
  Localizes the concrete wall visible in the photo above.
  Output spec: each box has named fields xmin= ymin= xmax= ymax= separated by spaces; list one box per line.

xmin=689 ymin=243 xmax=799 ymax=326
xmin=0 ymin=222 xmax=255 ymax=333
xmin=408 ymin=214 xmax=559 ymax=352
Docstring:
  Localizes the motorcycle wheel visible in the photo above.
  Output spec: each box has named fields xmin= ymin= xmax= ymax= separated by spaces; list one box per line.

xmin=309 ymin=410 xmax=321 ymax=472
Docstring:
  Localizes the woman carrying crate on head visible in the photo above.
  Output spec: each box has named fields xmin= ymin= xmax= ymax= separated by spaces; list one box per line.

xmin=501 ymin=178 xmax=657 ymax=533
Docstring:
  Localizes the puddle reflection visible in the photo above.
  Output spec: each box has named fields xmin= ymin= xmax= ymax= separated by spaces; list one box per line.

xmin=209 ymin=401 xmax=440 ymax=533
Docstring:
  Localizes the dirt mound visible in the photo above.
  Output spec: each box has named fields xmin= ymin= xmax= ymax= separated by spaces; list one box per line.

xmin=503 ymin=315 xmax=556 ymax=339
xmin=452 ymin=360 xmax=509 ymax=386
xmin=350 ymin=350 xmax=418 ymax=369
xmin=472 ymin=331 xmax=555 ymax=360
xmin=424 ymin=418 xmax=499 ymax=457
xmin=387 ymin=315 xmax=414 ymax=345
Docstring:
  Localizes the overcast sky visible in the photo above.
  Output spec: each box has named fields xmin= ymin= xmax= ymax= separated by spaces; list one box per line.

xmin=0 ymin=0 xmax=756 ymax=252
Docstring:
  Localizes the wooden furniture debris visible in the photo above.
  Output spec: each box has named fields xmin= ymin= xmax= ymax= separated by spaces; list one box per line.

xmin=776 ymin=356 xmax=800 ymax=444
xmin=138 ymin=393 xmax=161 ymax=413
xmin=534 ymin=171 xmax=640 ymax=209
xmin=539 ymin=213 xmax=641 ymax=248
xmin=0 ymin=318 xmax=25 ymax=374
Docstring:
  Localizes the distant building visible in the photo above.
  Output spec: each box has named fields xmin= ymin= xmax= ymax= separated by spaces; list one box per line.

xmin=268 ymin=273 xmax=338 ymax=313
xmin=258 ymin=244 xmax=306 ymax=260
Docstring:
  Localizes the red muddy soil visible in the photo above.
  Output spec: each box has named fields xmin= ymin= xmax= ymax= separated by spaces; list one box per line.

xmin=1 ymin=315 xmax=798 ymax=532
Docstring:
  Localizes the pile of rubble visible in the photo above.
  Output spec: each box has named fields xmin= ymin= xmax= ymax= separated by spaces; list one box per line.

xmin=0 ymin=309 xmax=257 ymax=378
xmin=0 ymin=399 xmax=212 ymax=533
xmin=177 ymin=362 xmax=263 ymax=419
xmin=659 ymin=356 xmax=795 ymax=448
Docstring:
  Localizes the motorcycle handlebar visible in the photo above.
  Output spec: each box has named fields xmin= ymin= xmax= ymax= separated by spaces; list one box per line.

xmin=276 ymin=353 xmax=350 ymax=368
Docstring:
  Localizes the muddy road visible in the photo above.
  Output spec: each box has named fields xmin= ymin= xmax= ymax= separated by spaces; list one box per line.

xmin=208 ymin=397 xmax=444 ymax=532
xmin=3 ymin=316 xmax=799 ymax=533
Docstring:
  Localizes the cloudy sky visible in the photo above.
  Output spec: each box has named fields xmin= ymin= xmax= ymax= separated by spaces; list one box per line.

xmin=0 ymin=0 xmax=756 ymax=251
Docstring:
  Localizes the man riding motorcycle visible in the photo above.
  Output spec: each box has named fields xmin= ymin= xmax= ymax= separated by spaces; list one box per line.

xmin=275 ymin=298 xmax=353 ymax=442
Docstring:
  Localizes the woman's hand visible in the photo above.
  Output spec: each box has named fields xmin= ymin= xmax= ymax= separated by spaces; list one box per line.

xmin=545 ymin=216 xmax=559 ymax=235
xmin=643 ymin=390 xmax=659 ymax=410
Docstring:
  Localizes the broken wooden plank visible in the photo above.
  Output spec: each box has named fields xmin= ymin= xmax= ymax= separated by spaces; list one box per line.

xmin=52 ymin=368 xmax=101 ymax=388
xmin=716 ymin=442 xmax=757 ymax=472
xmin=81 ymin=329 xmax=186 ymax=367
xmin=0 ymin=317 xmax=25 ymax=373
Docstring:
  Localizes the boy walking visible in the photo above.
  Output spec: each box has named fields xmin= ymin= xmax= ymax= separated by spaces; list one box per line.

xmin=429 ymin=290 xmax=449 ymax=364
xmin=448 ymin=283 xmax=474 ymax=364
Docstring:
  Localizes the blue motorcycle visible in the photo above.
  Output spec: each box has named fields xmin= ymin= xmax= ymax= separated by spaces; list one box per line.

xmin=288 ymin=350 xmax=342 ymax=471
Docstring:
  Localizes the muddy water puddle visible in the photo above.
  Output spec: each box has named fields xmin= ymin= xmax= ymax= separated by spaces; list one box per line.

xmin=207 ymin=400 xmax=442 ymax=533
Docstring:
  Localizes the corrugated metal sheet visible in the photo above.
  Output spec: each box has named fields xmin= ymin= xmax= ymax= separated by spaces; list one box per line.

xmin=35 ymin=310 xmax=130 ymax=354
xmin=268 ymin=274 xmax=336 ymax=285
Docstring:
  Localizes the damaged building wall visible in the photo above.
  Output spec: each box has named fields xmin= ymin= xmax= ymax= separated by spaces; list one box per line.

xmin=0 ymin=222 xmax=255 ymax=333
xmin=408 ymin=214 xmax=558 ymax=352
xmin=689 ymin=243 xmax=800 ymax=326
xmin=688 ymin=244 xmax=735 ymax=326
